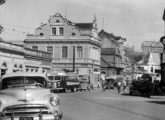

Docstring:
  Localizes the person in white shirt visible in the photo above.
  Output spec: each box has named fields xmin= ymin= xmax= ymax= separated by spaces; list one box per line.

xmin=100 ymin=72 xmax=106 ymax=91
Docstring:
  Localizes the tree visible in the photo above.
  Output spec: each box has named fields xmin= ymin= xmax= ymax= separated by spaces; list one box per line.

xmin=0 ymin=25 xmax=3 ymax=34
xmin=0 ymin=0 xmax=6 ymax=5
xmin=132 ymin=51 xmax=143 ymax=63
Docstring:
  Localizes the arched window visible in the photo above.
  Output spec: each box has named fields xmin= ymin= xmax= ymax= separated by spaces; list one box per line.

xmin=40 ymin=33 xmax=44 ymax=36
xmin=2 ymin=62 xmax=7 ymax=68
xmin=56 ymin=20 xmax=60 ymax=23
xmin=14 ymin=64 xmax=17 ymax=68
xmin=26 ymin=68 xmax=29 ymax=72
xmin=72 ymin=33 xmax=76 ymax=36
xmin=19 ymin=64 xmax=23 ymax=69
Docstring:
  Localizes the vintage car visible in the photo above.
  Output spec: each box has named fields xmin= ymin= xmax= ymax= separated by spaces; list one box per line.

xmin=0 ymin=72 xmax=63 ymax=120
xmin=129 ymin=74 xmax=152 ymax=97
xmin=104 ymin=77 xmax=116 ymax=89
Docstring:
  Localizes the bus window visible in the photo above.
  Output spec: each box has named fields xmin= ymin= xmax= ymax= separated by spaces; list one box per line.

xmin=55 ymin=76 xmax=62 ymax=81
xmin=48 ymin=76 xmax=54 ymax=81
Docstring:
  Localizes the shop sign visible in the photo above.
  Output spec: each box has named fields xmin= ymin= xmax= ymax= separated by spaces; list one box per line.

xmin=141 ymin=41 xmax=164 ymax=53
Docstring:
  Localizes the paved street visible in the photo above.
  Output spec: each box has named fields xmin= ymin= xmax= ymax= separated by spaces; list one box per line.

xmin=58 ymin=88 xmax=165 ymax=120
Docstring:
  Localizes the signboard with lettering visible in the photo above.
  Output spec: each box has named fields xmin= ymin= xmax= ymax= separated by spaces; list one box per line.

xmin=141 ymin=41 xmax=164 ymax=53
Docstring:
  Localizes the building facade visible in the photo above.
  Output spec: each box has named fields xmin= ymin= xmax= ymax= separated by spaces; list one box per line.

xmin=138 ymin=53 xmax=160 ymax=75
xmin=98 ymin=30 xmax=125 ymax=77
xmin=0 ymin=40 xmax=52 ymax=77
xmin=24 ymin=13 xmax=101 ymax=85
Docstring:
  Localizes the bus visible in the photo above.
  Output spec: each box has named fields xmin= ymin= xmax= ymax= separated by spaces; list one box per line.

xmin=47 ymin=72 xmax=80 ymax=92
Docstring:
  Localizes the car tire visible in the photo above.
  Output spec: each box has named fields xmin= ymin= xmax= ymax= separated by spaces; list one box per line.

xmin=62 ymin=88 xmax=66 ymax=93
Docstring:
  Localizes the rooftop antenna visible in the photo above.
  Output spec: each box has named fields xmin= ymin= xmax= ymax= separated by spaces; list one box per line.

xmin=65 ymin=7 xmax=68 ymax=18
xmin=102 ymin=17 xmax=104 ymax=30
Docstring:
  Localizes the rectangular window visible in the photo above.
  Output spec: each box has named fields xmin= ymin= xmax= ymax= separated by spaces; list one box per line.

xmin=47 ymin=46 xmax=53 ymax=53
xmin=77 ymin=46 xmax=83 ymax=59
xmin=52 ymin=27 xmax=56 ymax=35
xmin=59 ymin=27 xmax=64 ymax=35
xmin=62 ymin=46 xmax=68 ymax=58
xmin=32 ymin=46 xmax=38 ymax=51
xmin=151 ymin=67 xmax=153 ymax=73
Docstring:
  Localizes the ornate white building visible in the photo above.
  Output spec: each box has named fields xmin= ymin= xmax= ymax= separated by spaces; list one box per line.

xmin=24 ymin=13 xmax=101 ymax=85
xmin=138 ymin=53 xmax=160 ymax=74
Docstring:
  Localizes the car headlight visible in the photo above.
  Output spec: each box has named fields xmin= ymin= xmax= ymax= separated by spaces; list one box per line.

xmin=50 ymin=96 xmax=59 ymax=107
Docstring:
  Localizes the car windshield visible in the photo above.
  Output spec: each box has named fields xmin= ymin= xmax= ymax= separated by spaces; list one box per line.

xmin=141 ymin=74 xmax=152 ymax=80
xmin=1 ymin=76 xmax=46 ymax=89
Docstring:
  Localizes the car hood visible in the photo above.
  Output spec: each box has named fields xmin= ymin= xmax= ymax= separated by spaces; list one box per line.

xmin=0 ymin=87 xmax=54 ymax=109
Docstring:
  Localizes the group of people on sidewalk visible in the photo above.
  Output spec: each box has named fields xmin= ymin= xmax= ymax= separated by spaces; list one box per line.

xmin=100 ymin=72 xmax=128 ymax=93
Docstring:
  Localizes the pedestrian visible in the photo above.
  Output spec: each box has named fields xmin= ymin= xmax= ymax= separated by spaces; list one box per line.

xmin=153 ymin=74 xmax=161 ymax=95
xmin=100 ymin=72 xmax=106 ymax=91
xmin=122 ymin=80 xmax=127 ymax=91
xmin=117 ymin=81 xmax=122 ymax=93
xmin=86 ymin=78 xmax=91 ymax=92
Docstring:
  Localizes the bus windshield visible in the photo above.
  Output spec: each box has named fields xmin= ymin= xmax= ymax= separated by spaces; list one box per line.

xmin=48 ymin=75 xmax=63 ymax=81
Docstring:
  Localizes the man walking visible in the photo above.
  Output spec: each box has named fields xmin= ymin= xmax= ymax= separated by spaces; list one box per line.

xmin=100 ymin=72 xmax=106 ymax=91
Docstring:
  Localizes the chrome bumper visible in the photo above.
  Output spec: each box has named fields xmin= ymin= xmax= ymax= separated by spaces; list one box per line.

xmin=0 ymin=112 xmax=63 ymax=120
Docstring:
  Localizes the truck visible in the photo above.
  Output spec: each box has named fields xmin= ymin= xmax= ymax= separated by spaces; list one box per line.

xmin=47 ymin=71 xmax=80 ymax=92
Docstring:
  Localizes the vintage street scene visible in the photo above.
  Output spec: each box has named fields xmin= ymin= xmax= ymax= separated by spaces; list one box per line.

xmin=0 ymin=0 xmax=165 ymax=120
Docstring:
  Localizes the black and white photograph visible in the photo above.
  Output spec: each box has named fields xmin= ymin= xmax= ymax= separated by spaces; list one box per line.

xmin=0 ymin=0 xmax=165 ymax=120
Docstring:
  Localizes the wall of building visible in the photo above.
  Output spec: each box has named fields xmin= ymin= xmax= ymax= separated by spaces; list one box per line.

xmin=24 ymin=13 xmax=101 ymax=86
xmin=99 ymin=30 xmax=125 ymax=77
xmin=0 ymin=41 xmax=52 ymax=77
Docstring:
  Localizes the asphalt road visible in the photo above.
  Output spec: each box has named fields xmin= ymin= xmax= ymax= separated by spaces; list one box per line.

xmin=57 ymin=88 xmax=165 ymax=120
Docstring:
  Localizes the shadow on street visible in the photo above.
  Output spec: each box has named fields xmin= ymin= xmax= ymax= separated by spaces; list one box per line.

xmin=148 ymin=101 xmax=165 ymax=105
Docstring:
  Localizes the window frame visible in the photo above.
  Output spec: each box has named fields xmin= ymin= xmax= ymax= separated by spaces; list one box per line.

xmin=52 ymin=27 xmax=56 ymax=35
xmin=59 ymin=27 xmax=64 ymax=35
xmin=61 ymin=46 xmax=68 ymax=59
xmin=46 ymin=45 xmax=54 ymax=57
xmin=32 ymin=46 xmax=38 ymax=51
xmin=76 ymin=46 xmax=83 ymax=59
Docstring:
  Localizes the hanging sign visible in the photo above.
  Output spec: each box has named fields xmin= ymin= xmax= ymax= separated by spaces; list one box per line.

xmin=141 ymin=41 xmax=164 ymax=53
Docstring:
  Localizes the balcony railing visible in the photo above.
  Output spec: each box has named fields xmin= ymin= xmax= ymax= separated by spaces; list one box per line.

xmin=24 ymin=48 xmax=52 ymax=59
xmin=26 ymin=34 xmax=101 ymax=45
xmin=53 ymin=58 xmax=100 ymax=65
xmin=0 ymin=41 xmax=24 ymax=53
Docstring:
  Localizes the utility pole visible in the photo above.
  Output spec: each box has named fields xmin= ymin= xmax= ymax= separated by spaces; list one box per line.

xmin=160 ymin=8 xmax=165 ymax=88
xmin=72 ymin=46 xmax=75 ymax=72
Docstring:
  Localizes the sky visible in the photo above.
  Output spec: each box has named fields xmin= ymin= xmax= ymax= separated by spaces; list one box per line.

xmin=0 ymin=0 xmax=165 ymax=51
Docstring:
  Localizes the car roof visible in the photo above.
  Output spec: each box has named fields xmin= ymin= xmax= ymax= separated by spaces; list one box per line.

xmin=1 ymin=72 xmax=47 ymax=80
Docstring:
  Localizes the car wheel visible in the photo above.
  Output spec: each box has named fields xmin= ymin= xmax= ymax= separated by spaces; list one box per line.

xmin=62 ymin=88 xmax=66 ymax=93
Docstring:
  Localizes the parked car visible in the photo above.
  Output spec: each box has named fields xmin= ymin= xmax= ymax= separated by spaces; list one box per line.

xmin=0 ymin=72 xmax=63 ymax=120
xmin=77 ymin=81 xmax=90 ymax=92
xmin=105 ymin=77 xmax=115 ymax=89
xmin=129 ymin=74 xmax=152 ymax=97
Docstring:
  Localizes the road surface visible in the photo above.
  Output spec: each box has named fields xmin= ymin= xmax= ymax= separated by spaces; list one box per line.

xmin=58 ymin=88 xmax=165 ymax=120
